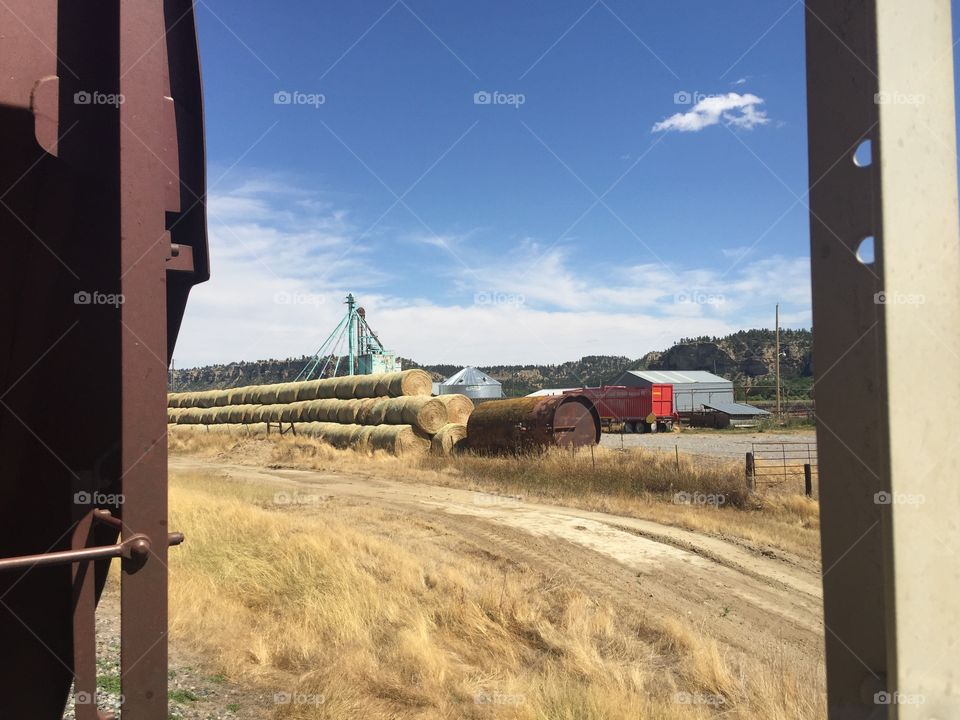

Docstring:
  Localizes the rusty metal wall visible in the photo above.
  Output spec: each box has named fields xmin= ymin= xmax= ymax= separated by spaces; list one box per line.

xmin=0 ymin=1 xmax=207 ymax=717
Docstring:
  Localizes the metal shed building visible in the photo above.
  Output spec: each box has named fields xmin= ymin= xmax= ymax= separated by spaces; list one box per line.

xmin=612 ymin=370 xmax=737 ymax=413
xmin=436 ymin=367 xmax=504 ymax=400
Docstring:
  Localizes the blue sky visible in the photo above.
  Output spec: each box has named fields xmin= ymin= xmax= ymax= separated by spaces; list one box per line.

xmin=172 ymin=0 xmax=955 ymax=367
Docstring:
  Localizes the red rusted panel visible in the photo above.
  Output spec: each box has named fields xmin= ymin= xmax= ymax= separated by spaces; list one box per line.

xmin=466 ymin=396 xmax=601 ymax=453
xmin=0 ymin=1 xmax=207 ymax=718
xmin=565 ymin=385 xmax=674 ymax=423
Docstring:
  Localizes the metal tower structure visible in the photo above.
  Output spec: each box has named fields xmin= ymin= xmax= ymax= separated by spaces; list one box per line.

xmin=295 ymin=293 xmax=399 ymax=381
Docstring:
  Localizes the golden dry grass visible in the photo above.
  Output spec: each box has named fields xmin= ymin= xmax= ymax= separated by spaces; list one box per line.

xmin=168 ymin=469 xmax=825 ymax=720
xmin=168 ymin=428 xmax=821 ymax=565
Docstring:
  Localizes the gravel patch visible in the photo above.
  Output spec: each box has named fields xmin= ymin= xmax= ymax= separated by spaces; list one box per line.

xmin=62 ymin=584 xmax=272 ymax=720
xmin=599 ymin=429 xmax=817 ymax=463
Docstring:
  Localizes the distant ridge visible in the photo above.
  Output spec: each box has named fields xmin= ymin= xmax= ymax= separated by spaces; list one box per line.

xmin=169 ymin=328 xmax=812 ymax=399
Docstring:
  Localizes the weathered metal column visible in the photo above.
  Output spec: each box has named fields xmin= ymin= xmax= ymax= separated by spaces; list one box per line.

xmin=806 ymin=0 xmax=960 ymax=717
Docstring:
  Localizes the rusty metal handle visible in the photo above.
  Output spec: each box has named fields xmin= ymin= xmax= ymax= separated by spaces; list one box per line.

xmin=0 ymin=531 xmax=184 ymax=572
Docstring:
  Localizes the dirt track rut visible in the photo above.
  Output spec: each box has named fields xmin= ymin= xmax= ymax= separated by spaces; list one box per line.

xmin=170 ymin=457 xmax=824 ymax=670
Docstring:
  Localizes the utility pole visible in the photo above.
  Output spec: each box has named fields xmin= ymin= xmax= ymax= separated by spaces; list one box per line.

xmin=775 ymin=303 xmax=781 ymax=419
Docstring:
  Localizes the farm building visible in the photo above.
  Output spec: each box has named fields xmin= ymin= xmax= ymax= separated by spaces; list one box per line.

xmin=611 ymin=369 xmax=768 ymax=425
xmin=435 ymin=367 xmax=504 ymax=401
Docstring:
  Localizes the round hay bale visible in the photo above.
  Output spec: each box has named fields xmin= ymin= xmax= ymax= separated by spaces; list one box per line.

xmin=210 ymin=406 xmax=231 ymax=424
xmin=380 ymin=397 xmax=447 ymax=434
xmin=167 ymin=393 xmax=183 ymax=409
xmin=373 ymin=372 xmax=399 ymax=397
xmin=240 ymin=405 xmax=260 ymax=423
xmin=435 ymin=394 xmax=475 ymax=425
xmin=383 ymin=399 xmax=406 ymax=425
xmin=180 ymin=407 xmax=204 ymax=425
xmin=352 ymin=425 xmax=376 ymax=450
xmin=167 ymin=408 xmax=183 ymax=423
xmin=375 ymin=369 xmax=432 ymax=398
xmin=365 ymin=399 xmax=391 ymax=425
xmin=334 ymin=376 xmax=362 ymax=400
xmin=294 ymin=380 xmax=323 ymax=401
xmin=225 ymin=406 xmax=246 ymax=423
xmin=212 ymin=389 xmax=230 ymax=407
xmin=312 ymin=422 xmax=354 ymax=448
xmin=302 ymin=399 xmax=336 ymax=422
xmin=260 ymin=405 xmax=283 ymax=423
xmin=352 ymin=375 xmax=381 ymax=398
xmin=256 ymin=384 xmax=282 ymax=405
xmin=276 ymin=382 xmax=300 ymax=404
xmin=280 ymin=401 xmax=308 ymax=423
xmin=199 ymin=409 xmax=218 ymax=425
xmin=403 ymin=397 xmax=448 ymax=434
xmin=368 ymin=425 xmax=430 ymax=456
xmin=336 ymin=399 xmax=363 ymax=424
xmin=226 ymin=387 xmax=247 ymax=406
xmin=431 ymin=423 xmax=468 ymax=455
xmin=193 ymin=391 xmax=215 ymax=409
xmin=238 ymin=387 xmax=260 ymax=405
xmin=355 ymin=398 xmax=378 ymax=424
xmin=314 ymin=379 xmax=338 ymax=400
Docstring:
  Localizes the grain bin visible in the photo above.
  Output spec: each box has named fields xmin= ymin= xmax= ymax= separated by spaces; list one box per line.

xmin=466 ymin=395 xmax=600 ymax=453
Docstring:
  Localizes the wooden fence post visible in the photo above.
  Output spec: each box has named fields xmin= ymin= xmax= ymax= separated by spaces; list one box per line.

xmin=745 ymin=452 xmax=755 ymax=493
xmin=804 ymin=463 xmax=813 ymax=497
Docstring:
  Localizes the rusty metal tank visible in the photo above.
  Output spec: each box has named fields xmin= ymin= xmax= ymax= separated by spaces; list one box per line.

xmin=466 ymin=396 xmax=601 ymax=453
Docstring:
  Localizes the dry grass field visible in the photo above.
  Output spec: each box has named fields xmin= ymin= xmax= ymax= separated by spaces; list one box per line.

xmin=168 ymin=429 xmax=821 ymax=564
xmin=167 ymin=463 xmax=825 ymax=719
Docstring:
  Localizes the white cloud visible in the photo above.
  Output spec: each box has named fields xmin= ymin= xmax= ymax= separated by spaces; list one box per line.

xmin=652 ymin=93 xmax=770 ymax=133
xmin=171 ymin=180 xmax=810 ymax=368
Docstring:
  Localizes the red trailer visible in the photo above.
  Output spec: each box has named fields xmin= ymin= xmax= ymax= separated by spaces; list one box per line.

xmin=565 ymin=385 xmax=676 ymax=433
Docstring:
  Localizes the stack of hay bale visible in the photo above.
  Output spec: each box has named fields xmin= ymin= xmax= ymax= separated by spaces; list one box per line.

xmin=167 ymin=370 xmax=472 ymax=456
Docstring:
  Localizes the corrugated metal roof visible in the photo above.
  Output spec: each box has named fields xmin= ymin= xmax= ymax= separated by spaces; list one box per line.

xmin=440 ymin=366 xmax=502 ymax=387
xmin=526 ymin=388 xmax=578 ymax=397
xmin=703 ymin=401 xmax=770 ymax=416
xmin=623 ymin=370 xmax=731 ymax=384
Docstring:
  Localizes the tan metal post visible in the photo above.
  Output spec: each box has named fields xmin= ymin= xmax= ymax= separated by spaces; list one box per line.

xmin=874 ymin=1 xmax=960 ymax=716
xmin=806 ymin=0 xmax=960 ymax=716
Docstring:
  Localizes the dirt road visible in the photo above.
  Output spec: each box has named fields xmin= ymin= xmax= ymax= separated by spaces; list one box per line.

xmin=600 ymin=428 xmax=817 ymax=463
xmin=170 ymin=456 xmax=824 ymax=672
